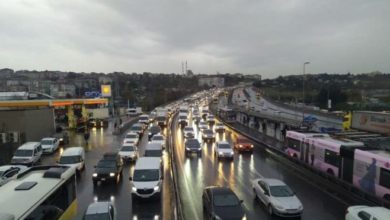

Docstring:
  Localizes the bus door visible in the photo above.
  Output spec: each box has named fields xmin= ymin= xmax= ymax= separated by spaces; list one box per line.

xmin=340 ymin=146 xmax=354 ymax=182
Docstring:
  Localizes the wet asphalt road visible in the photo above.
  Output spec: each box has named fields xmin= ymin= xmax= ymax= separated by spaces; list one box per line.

xmin=41 ymin=119 xmax=174 ymax=220
xmin=172 ymin=113 xmax=348 ymax=220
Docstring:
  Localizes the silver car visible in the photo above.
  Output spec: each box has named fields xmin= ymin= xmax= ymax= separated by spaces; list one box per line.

xmin=252 ymin=178 xmax=303 ymax=217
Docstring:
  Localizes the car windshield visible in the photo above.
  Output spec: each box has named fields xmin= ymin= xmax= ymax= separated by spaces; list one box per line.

xmin=126 ymin=134 xmax=137 ymax=139
xmin=131 ymin=126 xmax=142 ymax=131
xmin=84 ymin=213 xmax=110 ymax=220
xmin=219 ymin=144 xmax=231 ymax=149
xmin=60 ymin=155 xmax=82 ymax=164
xmin=97 ymin=160 xmax=116 ymax=168
xmin=204 ymin=130 xmax=213 ymax=134
xmin=14 ymin=150 xmax=33 ymax=157
xmin=140 ymin=116 xmax=148 ymax=120
xmin=184 ymin=127 xmax=193 ymax=131
xmin=150 ymin=127 xmax=161 ymax=133
xmin=213 ymin=194 xmax=240 ymax=207
xmin=121 ymin=146 xmax=135 ymax=151
xmin=186 ymin=140 xmax=199 ymax=147
xmin=144 ymin=150 xmax=162 ymax=157
xmin=153 ymin=136 xmax=164 ymax=141
xmin=200 ymin=122 xmax=207 ymax=126
xmin=179 ymin=116 xmax=187 ymax=119
xmin=156 ymin=116 xmax=166 ymax=121
xmin=270 ymin=185 xmax=294 ymax=197
xmin=41 ymin=140 xmax=53 ymax=145
xmin=133 ymin=169 xmax=159 ymax=182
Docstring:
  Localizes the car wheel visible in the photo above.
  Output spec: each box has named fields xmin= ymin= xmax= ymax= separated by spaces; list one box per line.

xmin=268 ymin=204 xmax=274 ymax=216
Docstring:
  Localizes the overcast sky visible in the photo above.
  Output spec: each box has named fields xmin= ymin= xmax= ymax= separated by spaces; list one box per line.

xmin=0 ymin=0 xmax=389 ymax=78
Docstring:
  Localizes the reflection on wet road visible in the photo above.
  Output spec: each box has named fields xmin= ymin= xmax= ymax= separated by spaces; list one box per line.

xmin=173 ymin=114 xmax=346 ymax=220
xmin=41 ymin=121 xmax=173 ymax=220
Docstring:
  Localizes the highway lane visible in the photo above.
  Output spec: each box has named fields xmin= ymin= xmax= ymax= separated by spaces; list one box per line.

xmin=173 ymin=113 xmax=347 ymax=220
xmin=41 ymin=120 xmax=173 ymax=220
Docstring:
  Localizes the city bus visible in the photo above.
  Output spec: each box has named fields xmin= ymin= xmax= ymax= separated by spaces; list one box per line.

xmin=0 ymin=166 xmax=77 ymax=220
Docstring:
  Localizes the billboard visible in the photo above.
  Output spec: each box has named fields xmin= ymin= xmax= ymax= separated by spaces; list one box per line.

xmin=101 ymin=85 xmax=112 ymax=97
xmin=351 ymin=111 xmax=390 ymax=135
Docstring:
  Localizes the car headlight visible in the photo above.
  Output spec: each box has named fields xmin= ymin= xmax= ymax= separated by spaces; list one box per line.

xmin=132 ymin=187 xmax=137 ymax=192
xmin=93 ymin=173 xmax=98 ymax=177
xmin=230 ymin=152 xmax=234 ymax=155
xmin=250 ymin=144 xmax=254 ymax=148
xmin=154 ymin=186 xmax=160 ymax=191
xmin=110 ymin=172 xmax=115 ymax=177
xmin=239 ymin=144 xmax=243 ymax=148
xmin=241 ymin=216 xmax=247 ymax=220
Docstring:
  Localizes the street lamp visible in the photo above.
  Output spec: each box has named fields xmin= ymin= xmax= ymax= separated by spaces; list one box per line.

xmin=302 ymin=61 xmax=310 ymax=124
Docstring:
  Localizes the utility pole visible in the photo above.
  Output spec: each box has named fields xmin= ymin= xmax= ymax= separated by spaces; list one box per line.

xmin=302 ymin=61 xmax=310 ymax=124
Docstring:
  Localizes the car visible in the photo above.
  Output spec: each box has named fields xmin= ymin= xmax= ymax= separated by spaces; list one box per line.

xmin=345 ymin=206 xmax=390 ymax=220
xmin=144 ymin=142 xmax=163 ymax=157
xmin=214 ymin=122 xmax=225 ymax=133
xmin=252 ymin=178 xmax=303 ymax=217
xmin=11 ymin=142 xmax=42 ymax=166
xmin=138 ymin=114 xmax=150 ymax=124
xmin=118 ymin=144 xmax=138 ymax=162
xmin=178 ymin=114 xmax=188 ymax=127
xmin=214 ymin=141 xmax=234 ymax=159
xmin=103 ymin=152 xmax=124 ymax=165
xmin=234 ymin=136 xmax=254 ymax=152
xmin=198 ymin=121 xmax=208 ymax=130
xmin=202 ymin=186 xmax=246 ymax=220
xmin=0 ymin=165 xmax=28 ymax=186
xmin=83 ymin=201 xmax=116 ymax=220
xmin=202 ymin=129 xmax=215 ymax=142
xmin=184 ymin=138 xmax=201 ymax=157
xmin=183 ymin=126 xmax=195 ymax=139
xmin=193 ymin=115 xmax=202 ymax=124
xmin=151 ymin=134 xmax=166 ymax=149
xmin=123 ymin=132 xmax=139 ymax=145
xmin=130 ymin=157 xmax=163 ymax=199
xmin=40 ymin=137 xmax=60 ymax=154
xmin=156 ymin=115 xmax=167 ymax=127
xmin=207 ymin=115 xmax=215 ymax=124
xmin=57 ymin=147 xmax=85 ymax=173
xmin=148 ymin=125 xmax=161 ymax=140
xmin=130 ymin=123 xmax=145 ymax=136
xmin=93 ymin=157 xmax=123 ymax=186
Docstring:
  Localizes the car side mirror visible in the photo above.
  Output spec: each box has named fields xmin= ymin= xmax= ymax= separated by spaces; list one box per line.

xmin=129 ymin=177 xmax=132 ymax=181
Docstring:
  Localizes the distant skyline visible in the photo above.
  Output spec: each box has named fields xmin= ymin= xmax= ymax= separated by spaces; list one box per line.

xmin=1 ymin=0 xmax=389 ymax=78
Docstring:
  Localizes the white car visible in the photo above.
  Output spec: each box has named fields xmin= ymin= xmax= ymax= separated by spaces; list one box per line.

xmin=123 ymin=132 xmax=139 ymax=145
xmin=40 ymin=137 xmax=60 ymax=154
xmin=118 ymin=144 xmax=138 ymax=162
xmin=207 ymin=115 xmax=215 ymax=124
xmin=198 ymin=121 xmax=208 ymax=130
xmin=346 ymin=206 xmax=390 ymax=220
xmin=57 ymin=147 xmax=85 ymax=173
xmin=138 ymin=114 xmax=150 ymax=124
xmin=0 ymin=165 xmax=28 ymax=186
xmin=252 ymin=178 xmax=303 ymax=217
xmin=183 ymin=126 xmax=195 ymax=138
xmin=214 ymin=141 xmax=234 ymax=159
xmin=214 ymin=122 xmax=225 ymax=133
xmin=84 ymin=201 xmax=117 ymax=220
xmin=151 ymin=134 xmax=166 ymax=149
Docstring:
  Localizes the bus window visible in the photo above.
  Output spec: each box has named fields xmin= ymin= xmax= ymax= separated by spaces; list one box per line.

xmin=324 ymin=150 xmax=339 ymax=167
xmin=286 ymin=138 xmax=301 ymax=152
xmin=379 ymin=168 xmax=390 ymax=189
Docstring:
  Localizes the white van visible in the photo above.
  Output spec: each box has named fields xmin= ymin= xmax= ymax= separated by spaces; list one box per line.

xmin=57 ymin=147 xmax=85 ymax=173
xmin=11 ymin=142 xmax=42 ymax=166
xmin=130 ymin=157 xmax=163 ymax=199
xmin=144 ymin=142 xmax=163 ymax=157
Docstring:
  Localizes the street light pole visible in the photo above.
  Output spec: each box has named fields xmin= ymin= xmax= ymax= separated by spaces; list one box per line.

xmin=302 ymin=61 xmax=310 ymax=124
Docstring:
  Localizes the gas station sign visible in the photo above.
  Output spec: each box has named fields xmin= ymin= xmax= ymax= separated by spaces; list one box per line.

xmin=101 ymin=85 xmax=112 ymax=97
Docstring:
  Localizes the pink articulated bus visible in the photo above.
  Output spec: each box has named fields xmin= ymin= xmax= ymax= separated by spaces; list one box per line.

xmin=286 ymin=130 xmax=390 ymax=203
xmin=353 ymin=149 xmax=390 ymax=201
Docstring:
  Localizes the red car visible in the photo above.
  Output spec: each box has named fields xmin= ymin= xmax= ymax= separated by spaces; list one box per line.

xmin=234 ymin=136 xmax=254 ymax=152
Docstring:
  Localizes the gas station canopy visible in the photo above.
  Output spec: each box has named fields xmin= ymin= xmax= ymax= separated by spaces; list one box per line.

xmin=0 ymin=98 xmax=108 ymax=108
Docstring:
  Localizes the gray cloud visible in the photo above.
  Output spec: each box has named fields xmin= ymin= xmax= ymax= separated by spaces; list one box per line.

xmin=0 ymin=0 xmax=389 ymax=78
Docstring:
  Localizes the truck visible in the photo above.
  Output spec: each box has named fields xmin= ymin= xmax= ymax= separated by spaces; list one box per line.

xmin=351 ymin=111 xmax=390 ymax=135
xmin=126 ymin=107 xmax=143 ymax=117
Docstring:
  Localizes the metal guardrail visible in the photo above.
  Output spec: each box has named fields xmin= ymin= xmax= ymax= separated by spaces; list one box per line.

xmin=220 ymin=118 xmax=390 ymax=208
xmin=167 ymin=113 xmax=184 ymax=220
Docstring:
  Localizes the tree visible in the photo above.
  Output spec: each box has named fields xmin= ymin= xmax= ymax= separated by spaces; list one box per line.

xmin=316 ymin=85 xmax=347 ymax=109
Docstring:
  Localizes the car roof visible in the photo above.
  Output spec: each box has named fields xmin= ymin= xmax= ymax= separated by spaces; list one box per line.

xmin=122 ymin=143 xmax=135 ymax=147
xmin=17 ymin=142 xmax=40 ymax=150
xmin=126 ymin=132 xmax=138 ymax=136
xmin=61 ymin=147 xmax=84 ymax=156
xmin=85 ymin=202 xmax=112 ymax=215
xmin=135 ymin=157 xmax=161 ymax=169
xmin=205 ymin=186 xmax=235 ymax=195
xmin=217 ymin=141 xmax=229 ymax=145
xmin=41 ymin=137 xmax=56 ymax=141
xmin=260 ymin=178 xmax=286 ymax=186
xmin=146 ymin=142 xmax=162 ymax=150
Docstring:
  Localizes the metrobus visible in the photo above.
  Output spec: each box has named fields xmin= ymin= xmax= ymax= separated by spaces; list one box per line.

xmin=286 ymin=130 xmax=390 ymax=203
xmin=0 ymin=166 xmax=77 ymax=220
